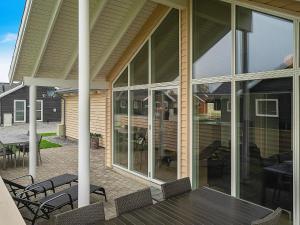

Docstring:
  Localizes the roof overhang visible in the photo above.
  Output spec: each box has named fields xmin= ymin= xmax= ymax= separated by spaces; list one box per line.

xmin=8 ymin=0 xmax=186 ymax=88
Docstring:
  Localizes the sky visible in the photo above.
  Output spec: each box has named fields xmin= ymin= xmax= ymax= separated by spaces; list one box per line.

xmin=0 ymin=0 xmax=25 ymax=83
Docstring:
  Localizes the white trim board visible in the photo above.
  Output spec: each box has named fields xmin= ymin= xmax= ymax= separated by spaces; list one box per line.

xmin=0 ymin=84 xmax=24 ymax=99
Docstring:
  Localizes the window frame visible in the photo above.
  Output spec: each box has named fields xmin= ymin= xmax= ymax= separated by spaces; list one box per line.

xmin=36 ymin=100 xmax=43 ymax=122
xmin=14 ymin=100 xmax=26 ymax=123
xmin=255 ymin=99 xmax=279 ymax=118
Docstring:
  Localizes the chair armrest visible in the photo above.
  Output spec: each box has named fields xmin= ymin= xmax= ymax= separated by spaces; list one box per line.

xmin=11 ymin=175 xmax=34 ymax=184
xmin=40 ymin=193 xmax=73 ymax=209
xmin=19 ymin=185 xmax=47 ymax=198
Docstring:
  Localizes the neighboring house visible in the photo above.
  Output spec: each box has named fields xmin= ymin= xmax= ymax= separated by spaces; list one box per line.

xmin=56 ymin=88 xmax=106 ymax=147
xmin=0 ymin=83 xmax=61 ymax=125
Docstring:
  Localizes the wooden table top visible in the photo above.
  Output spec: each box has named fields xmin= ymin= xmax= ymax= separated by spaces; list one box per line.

xmin=103 ymin=187 xmax=272 ymax=225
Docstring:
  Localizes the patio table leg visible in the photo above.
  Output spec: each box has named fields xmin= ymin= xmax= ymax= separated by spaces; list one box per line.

xmin=22 ymin=145 xmax=26 ymax=168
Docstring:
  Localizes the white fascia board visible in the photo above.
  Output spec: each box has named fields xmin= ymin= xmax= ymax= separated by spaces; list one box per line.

xmin=23 ymin=77 xmax=108 ymax=89
xmin=91 ymin=0 xmax=146 ymax=80
xmin=0 ymin=84 xmax=25 ymax=99
xmin=9 ymin=0 xmax=33 ymax=83
xmin=150 ymin=0 xmax=187 ymax=9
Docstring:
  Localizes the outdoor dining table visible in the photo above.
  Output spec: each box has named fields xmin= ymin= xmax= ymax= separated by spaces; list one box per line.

xmin=0 ymin=134 xmax=29 ymax=169
xmin=102 ymin=187 xmax=272 ymax=225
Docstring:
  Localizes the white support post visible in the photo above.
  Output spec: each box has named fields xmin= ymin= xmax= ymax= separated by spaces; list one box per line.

xmin=29 ymin=85 xmax=37 ymax=178
xmin=78 ymin=0 xmax=90 ymax=207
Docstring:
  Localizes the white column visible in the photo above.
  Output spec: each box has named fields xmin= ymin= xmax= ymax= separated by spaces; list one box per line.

xmin=78 ymin=0 xmax=90 ymax=207
xmin=29 ymin=85 xmax=37 ymax=178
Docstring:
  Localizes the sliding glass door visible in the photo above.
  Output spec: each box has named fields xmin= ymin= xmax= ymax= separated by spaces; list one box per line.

xmin=152 ymin=88 xmax=178 ymax=182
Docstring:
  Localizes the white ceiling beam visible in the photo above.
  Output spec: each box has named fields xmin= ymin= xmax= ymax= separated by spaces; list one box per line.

xmin=31 ymin=0 xmax=63 ymax=77
xmin=150 ymin=0 xmax=187 ymax=9
xmin=91 ymin=0 xmax=146 ymax=80
xmin=23 ymin=77 xmax=108 ymax=89
xmin=62 ymin=0 xmax=108 ymax=80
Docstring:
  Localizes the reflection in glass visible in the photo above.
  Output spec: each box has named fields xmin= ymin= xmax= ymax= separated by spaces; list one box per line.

xmin=130 ymin=43 xmax=149 ymax=86
xmin=192 ymin=83 xmax=231 ymax=194
xmin=236 ymin=7 xmax=293 ymax=74
xmin=36 ymin=100 xmax=42 ymax=121
xmin=151 ymin=9 xmax=179 ymax=83
xmin=237 ymin=78 xmax=292 ymax=224
xmin=130 ymin=89 xmax=148 ymax=175
xmin=113 ymin=91 xmax=128 ymax=168
xmin=153 ymin=89 xmax=178 ymax=181
xmin=113 ymin=68 xmax=128 ymax=88
xmin=192 ymin=0 xmax=231 ymax=78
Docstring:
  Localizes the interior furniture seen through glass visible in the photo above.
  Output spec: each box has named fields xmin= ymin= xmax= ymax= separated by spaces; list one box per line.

xmin=113 ymin=91 xmax=129 ymax=168
xmin=192 ymin=0 xmax=231 ymax=78
xmin=236 ymin=6 xmax=293 ymax=74
xmin=192 ymin=82 xmax=231 ymax=194
xmin=237 ymin=77 xmax=293 ymax=221
xmin=153 ymin=88 xmax=178 ymax=182
xmin=130 ymin=89 xmax=148 ymax=175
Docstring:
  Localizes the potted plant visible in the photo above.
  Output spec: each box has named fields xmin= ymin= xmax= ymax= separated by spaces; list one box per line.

xmin=90 ymin=133 xmax=102 ymax=149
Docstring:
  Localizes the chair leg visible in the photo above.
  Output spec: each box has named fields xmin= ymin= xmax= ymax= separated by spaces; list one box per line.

xmin=22 ymin=151 xmax=25 ymax=168
xmin=13 ymin=154 xmax=16 ymax=168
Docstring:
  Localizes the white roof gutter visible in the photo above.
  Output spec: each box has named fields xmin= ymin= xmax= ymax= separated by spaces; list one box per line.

xmin=8 ymin=0 xmax=33 ymax=84
xmin=0 ymin=83 xmax=24 ymax=99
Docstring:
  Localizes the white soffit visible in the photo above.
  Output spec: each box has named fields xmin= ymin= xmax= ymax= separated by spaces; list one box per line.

xmin=10 ymin=0 xmax=158 ymax=82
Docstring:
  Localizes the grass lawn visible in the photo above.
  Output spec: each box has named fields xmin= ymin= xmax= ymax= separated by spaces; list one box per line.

xmin=39 ymin=132 xmax=57 ymax=137
xmin=40 ymin=139 xmax=61 ymax=149
xmin=38 ymin=132 xmax=62 ymax=149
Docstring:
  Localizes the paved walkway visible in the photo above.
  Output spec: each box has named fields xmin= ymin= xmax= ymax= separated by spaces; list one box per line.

xmin=0 ymin=145 xmax=148 ymax=224
xmin=0 ymin=122 xmax=58 ymax=136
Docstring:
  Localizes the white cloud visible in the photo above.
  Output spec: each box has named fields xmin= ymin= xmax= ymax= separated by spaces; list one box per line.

xmin=0 ymin=53 xmax=13 ymax=82
xmin=0 ymin=33 xmax=17 ymax=44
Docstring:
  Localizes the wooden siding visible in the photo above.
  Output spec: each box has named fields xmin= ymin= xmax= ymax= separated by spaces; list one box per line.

xmin=0 ymin=86 xmax=61 ymax=124
xmin=180 ymin=8 xmax=190 ymax=178
xmin=64 ymin=91 xmax=107 ymax=147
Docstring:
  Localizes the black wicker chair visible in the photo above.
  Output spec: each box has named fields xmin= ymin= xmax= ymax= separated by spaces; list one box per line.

xmin=161 ymin=177 xmax=191 ymax=199
xmin=251 ymin=208 xmax=282 ymax=225
xmin=13 ymin=184 xmax=106 ymax=225
xmin=0 ymin=142 xmax=16 ymax=169
xmin=54 ymin=202 xmax=105 ymax=225
xmin=115 ymin=188 xmax=153 ymax=216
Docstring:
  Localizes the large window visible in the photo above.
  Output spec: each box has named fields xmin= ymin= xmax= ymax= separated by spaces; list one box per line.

xmin=130 ymin=44 xmax=148 ymax=86
xmin=113 ymin=9 xmax=179 ymax=183
xmin=151 ymin=9 xmax=179 ymax=83
xmin=192 ymin=1 xmax=295 ymax=224
xmin=237 ymin=77 xmax=293 ymax=215
xmin=193 ymin=83 xmax=231 ymax=193
xmin=130 ymin=89 xmax=148 ymax=175
xmin=113 ymin=91 xmax=128 ymax=168
xmin=192 ymin=0 xmax=232 ymax=78
xmin=236 ymin=7 xmax=293 ymax=74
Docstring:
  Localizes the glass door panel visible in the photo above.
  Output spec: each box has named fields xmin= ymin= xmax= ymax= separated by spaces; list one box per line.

xmin=113 ymin=91 xmax=129 ymax=168
xmin=130 ymin=89 xmax=149 ymax=175
xmin=237 ymin=77 xmax=293 ymax=224
xmin=152 ymin=88 xmax=178 ymax=182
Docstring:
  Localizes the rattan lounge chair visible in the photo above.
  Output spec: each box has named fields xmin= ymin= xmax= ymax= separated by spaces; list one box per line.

xmin=54 ymin=202 xmax=105 ymax=225
xmin=161 ymin=177 xmax=191 ymax=199
xmin=115 ymin=188 xmax=153 ymax=216
xmin=3 ymin=173 xmax=78 ymax=197
xmin=13 ymin=184 xmax=107 ymax=225
xmin=251 ymin=208 xmax=282 ymax=225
